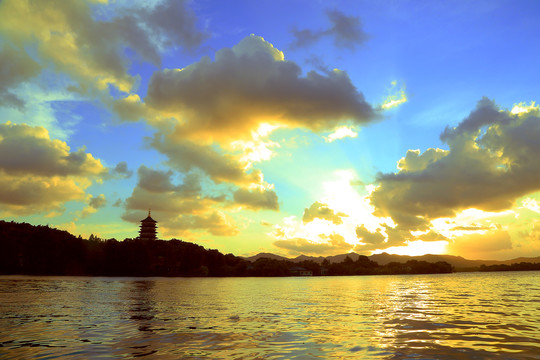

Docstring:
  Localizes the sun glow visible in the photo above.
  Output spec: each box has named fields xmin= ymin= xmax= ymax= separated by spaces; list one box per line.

xmin=430 ymin=208 xmax=515 ymax=239
xmin=271 ymin=170 xmax=394 ymax=253
xmin=522 ymin=198 xmax=540 ymax=213
xmin=373 ymin=240 xmax=448 ymax=256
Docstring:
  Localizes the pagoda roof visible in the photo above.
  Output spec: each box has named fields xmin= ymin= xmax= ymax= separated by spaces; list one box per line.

xmin=141 ymin=216 xmax=157 ymax=223
xmin=140 ymin=210 xmax=157 ymax=223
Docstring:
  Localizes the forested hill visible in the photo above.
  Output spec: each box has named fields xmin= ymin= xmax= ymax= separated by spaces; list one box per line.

xmin=0 ymin=220 xmax=455 ymax=276
xmin=245 ymin=250 xmax=540 ymax=270
xmin=2 ymin=220 xmax=535 ymax=277
xmin=0 ymin=220 xmax=245 ymax=277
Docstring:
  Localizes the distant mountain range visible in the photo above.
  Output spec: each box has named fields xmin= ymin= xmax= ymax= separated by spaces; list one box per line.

xmin=243 ymin=252 xmax=540 ymax=270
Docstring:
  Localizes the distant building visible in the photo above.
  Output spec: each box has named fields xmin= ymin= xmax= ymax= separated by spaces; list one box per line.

xmin=289 ymin=266 xmax=313 ymax=276
xmin=138 ymin=210 xmax=157 ymax=241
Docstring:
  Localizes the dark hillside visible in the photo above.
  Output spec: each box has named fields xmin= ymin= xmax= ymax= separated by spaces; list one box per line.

xmin=0 ymin=220 xmax=490 ymax=277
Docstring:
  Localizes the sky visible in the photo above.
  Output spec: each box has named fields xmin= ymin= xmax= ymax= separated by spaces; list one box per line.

xmin=1 ymin=0 xmax=540 ymax=260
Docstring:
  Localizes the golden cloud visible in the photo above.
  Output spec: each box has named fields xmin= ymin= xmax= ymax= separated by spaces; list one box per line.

xmin=396 ymin=148 xmax=448 ymax=172
xmin=355 ymin=224 xmax=385 ymax=245
xmin=150 ymin=134 xmax=262 ymax=186
xmin=139 ymin=35 xmax=380 ymax=217
xmin=0 ymin=173 xmax=86 ymax=215
xmin=274 ymin=235 xmax=353 ymax=256
xmin=0 ymin=122 xmax=105 ymax=177
xmin=303 ymin=201 xmax=348 ymax=225
xmin=233 ymin=188 xmax=279 ymax=211
xmin=146 ymin=35 xmax=376 ymax=144
xmin=0 ymin=122 xmax=106 ymax=215
xmin=123 ymin=165 xmax=242 ymax=237
xmin=0 ymin=0 xmax=207 ymax=97
xmin=371 ymin=97 xmax=540 ymax=231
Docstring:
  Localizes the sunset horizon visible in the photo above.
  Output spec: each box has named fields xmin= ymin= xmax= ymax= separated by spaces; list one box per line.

xmin=2 ymin=0 xmax=540 ymax=262
xmin=3 ymin=2 xmax=540 ymax=358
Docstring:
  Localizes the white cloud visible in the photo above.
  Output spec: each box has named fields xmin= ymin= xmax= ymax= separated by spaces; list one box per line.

xmin=324 ymin=126 xmax=358 ymax=142
xmin=522 ymin=197 xmax=540 ymax=214
xmin=380 ymin=81 xmax=407 ymax=110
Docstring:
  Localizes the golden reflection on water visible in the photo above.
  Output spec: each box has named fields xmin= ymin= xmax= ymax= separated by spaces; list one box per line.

xmin=0 ymin=272 xmax=539 ymax=359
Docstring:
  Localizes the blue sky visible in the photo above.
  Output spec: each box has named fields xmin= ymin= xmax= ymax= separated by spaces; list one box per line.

xmin=1 ymin=0 xmax=540 ymax=260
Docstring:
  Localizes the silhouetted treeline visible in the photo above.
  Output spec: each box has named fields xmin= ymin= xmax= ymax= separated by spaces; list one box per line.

xmin=0 ymin=221 xmax=246 ymax=276
xmin=479 ymin=262 xmax=540 ymax=272
xmin=320 ymin=256 xmax=453 ymax=275
xmin=0 ymin=220 xmax=456 ymax=277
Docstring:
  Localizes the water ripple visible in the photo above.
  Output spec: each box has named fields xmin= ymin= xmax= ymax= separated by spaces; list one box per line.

xmin=1 ymin=272 xmax=539 ymax=359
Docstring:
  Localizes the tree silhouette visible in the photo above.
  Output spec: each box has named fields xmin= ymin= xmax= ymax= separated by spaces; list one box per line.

xmin=6 ymin=220 xmax=520 ymax=278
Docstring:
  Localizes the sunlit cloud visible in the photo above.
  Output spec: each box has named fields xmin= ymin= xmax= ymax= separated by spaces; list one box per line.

xmin=522 ymin=197 xmax=540 ymax=214
xmin=364 ymin=98 xmax=540 ymax=258
xmin=274 ymin=235 xmax=353 ymax=256
xmin=146 ymin=35 xmax=376 ymax=144
xmin=324 ymin=126 xmax=358 ymax=142
xmin=396 ymin=148 xmax=448 ymax=172
xmin=380 ymin=81 xmax=407 ymax=110
xmin=0 ymin=0 xmax=208 ymax=97
xmin=303 ymin=201 xmax=348 ymax=225
xmin=122 ymin=166 xmax=239 ymax=237
xmin=0 ymin=122 xmax=106 ymax=216
xmin=233 ymin=138 xmax=280 ymax=168
xmin=150 ymin=134 xmax=260 ymax=186
xmin=271 ymin=169 xmax=393 ymax=255
xmin=371 ymin=97 xmax=540 ymax=233
xmin=510 ymin=101 xmax=538 ymax=116
xmin=142 ymin=34 xmax=379 ymax=227
xmin=1 ymin=0 xmax=539 ymax=262
xmin=231 ymin=124 xmax=281 ymax=168
xmin=430 ymin=208 xmax=514 ymax=238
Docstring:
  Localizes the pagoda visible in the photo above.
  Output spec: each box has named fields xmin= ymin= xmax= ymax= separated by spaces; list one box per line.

xmin=138 ymin=209 xmax=157 ymax=241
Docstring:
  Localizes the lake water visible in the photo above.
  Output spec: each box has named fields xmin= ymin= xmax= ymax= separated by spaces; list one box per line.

xmin=1 ymin=272 xmax=539 ymax=359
